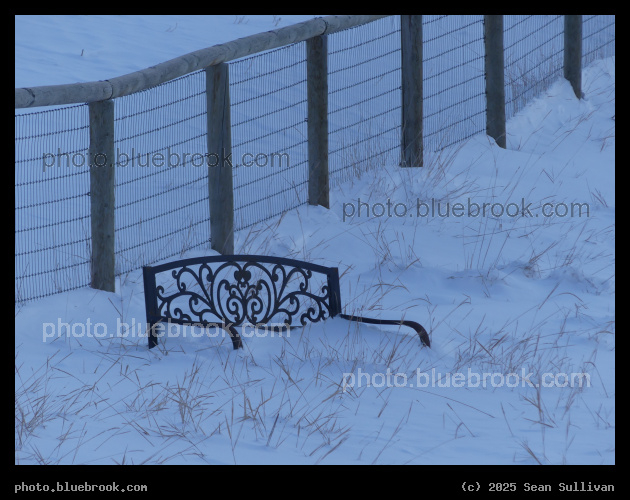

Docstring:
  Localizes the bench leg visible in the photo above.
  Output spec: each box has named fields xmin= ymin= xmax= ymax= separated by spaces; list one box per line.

xmin=147 ymin=322 xmax=242 ymax=350
xmin=224 ymin=324 xmax=244 ymax=350
xmin=148 ymin=323 xmax=159 ymax=349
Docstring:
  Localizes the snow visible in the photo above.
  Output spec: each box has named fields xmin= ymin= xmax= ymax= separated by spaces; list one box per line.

xmin=15 ymin=15 xmax=614 ymax=465
xmin=14 ymin=15 xmax=321 ymax=87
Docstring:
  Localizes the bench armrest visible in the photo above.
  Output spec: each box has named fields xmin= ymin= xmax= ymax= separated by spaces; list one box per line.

xmin=338 ymin=313 xmax=430 ymax=347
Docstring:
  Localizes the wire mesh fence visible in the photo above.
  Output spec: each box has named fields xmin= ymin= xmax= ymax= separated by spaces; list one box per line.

xmin=423 ymin=15 xmax=486 ymax=152
xmin=582 ymin=15 xmax=615 ymax=66
xmin=328 ymin=16 xmax=402 ymax=184
xmin=113 ymin=70 xmax=210 ymax=277
xmin=15 ymin=104 xmax=91 ymax=302
xmin=15 ymin=15 xmax=615 ymax=304
xmin=504 ymin=15 xmax=565 ymax=120
xmin=230 ymin=43 xmax=308 ymax=231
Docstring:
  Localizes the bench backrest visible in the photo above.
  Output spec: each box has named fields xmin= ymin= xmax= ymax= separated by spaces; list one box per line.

xmin=143 ymin=255 xmax=342 ymax=342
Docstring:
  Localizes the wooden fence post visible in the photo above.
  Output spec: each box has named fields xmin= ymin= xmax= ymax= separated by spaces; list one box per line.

xmin=206 ymin=63 xmax=234 ymax=255
xmin=564 ymin=15 xmax=583 ymax=99
xmin=401 ymin=14 xmax=423 ymax=167
xmin=307 ymin=35 xmax=329 ymax=208
xmin=484 ymin=15 xmax=506 ymax=149
xmin=89 ymin=99 xmax=116 ymax=292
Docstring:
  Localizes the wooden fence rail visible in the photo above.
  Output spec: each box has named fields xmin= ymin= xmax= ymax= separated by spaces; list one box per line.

xmin=15 ymin=15 xmax=388 ymax=109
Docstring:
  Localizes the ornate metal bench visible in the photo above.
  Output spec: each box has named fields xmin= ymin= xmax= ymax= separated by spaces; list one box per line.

xmin=142 ymin=255 xmax=430 ymax=350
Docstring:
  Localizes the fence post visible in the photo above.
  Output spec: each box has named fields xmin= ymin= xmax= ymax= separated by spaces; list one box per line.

xmin=307 ymin=35 xmax=329 ymax=208
xmin=564 ymin=15 xmax=583 ymax=99
xmin=484 ymin=15 xmax=506 ymax=149
xmin=89 ymin=99 xmax=116 ymax=292
xmin=401 ymin=14 xmax=423 ymax=167
xmin=206 ymin=63 xmax=234 ymax=255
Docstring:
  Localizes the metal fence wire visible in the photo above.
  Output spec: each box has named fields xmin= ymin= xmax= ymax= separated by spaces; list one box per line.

xmin=423 ymin=15 xmax=486 ymax=152
xmin=582 ymin=15 xmax=615 ymax=66
xmin=15 ymin=15 xmax=615 ymax=303
xmin=230 ymin=42 xmax=308 ymax=231
xmin=113 ymin=70 xmax=210 ymax=276
xmin=328 ymin=16 xmax=402 ymax=184
xmin=15 ymin=104 xmax=91 ymax=302
xmin=504 ymin=15 xmax=565 ymax=120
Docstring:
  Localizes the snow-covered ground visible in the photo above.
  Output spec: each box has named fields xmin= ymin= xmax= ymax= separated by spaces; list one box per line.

xmin=14 ymin=15 xmax=321 ymax=88
xmin=15 ymin=15 xmax=614 ymax=465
